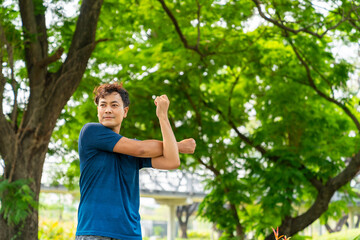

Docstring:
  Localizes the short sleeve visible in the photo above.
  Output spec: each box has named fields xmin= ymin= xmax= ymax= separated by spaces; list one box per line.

xmin=80 ymin=123 xmax=122 ymax=152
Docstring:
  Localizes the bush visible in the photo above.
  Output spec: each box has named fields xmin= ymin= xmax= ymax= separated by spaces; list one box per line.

xmin=38 ymin=218 xmax=76 ymax=240
xmin=187 ymin=231 xmax=211 ymax=239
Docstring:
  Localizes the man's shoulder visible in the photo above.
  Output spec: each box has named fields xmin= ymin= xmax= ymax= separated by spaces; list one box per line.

xmin=79 ymin=123 xmax=103 ymax=138
xmin=82 ymin=122 xmax=102 ymax=129
xmin=81 ymin=122 xmax=105 ymax=132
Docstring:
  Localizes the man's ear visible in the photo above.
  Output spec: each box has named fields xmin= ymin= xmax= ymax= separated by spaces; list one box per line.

xmin=123 ymin=106 xmax=129 ymax=118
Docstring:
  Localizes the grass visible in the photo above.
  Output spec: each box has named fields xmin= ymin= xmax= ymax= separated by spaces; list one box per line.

xmin=37 ymin=215 xmax=360 ymax=240
xmin=38 ymin=218 xmax=76 ymax=240
xmin=312 ymin=229 xmax=360 ymax=240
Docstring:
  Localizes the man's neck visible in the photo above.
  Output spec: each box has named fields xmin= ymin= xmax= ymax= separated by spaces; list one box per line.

xmin=113 ymin=126 xmax=121 ymax=134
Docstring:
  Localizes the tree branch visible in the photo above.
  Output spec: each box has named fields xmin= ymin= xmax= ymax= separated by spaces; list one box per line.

xmin=19 ymin=0 xmax=48 ymax=73
xmin=229 ymin=202 xmax=245 ymax=238
xmin=287 ymin=37 xmax=360 ymax=132
xmin=228 ymin=74 xmax=240 ymax=119
xmin=309 ymin=64 xmax=335 ymax=98
xmin=0 ymin=24 xmax=8 ymax=106
xmin=33 ymin=0 xmax=105 ymax=134
xmin=263 ymin=31 xmax=360 ymax=239
xmin=95 ymin=38 xmax=110 ymax=45
xmin=157 ymin=0 xmax=205 ymax=57
xmin=16 ymin=0 xmax=52 ymax=135
xmin=56 ymin=0 xmax=104 ymax=86
xmin=349 ymin=18 xmax=360 ymax=31
xmin=0 ymin=23 xmax=15 ymax=127
xmin=266 ymin=151 xmax=360 ymax=239
xmin=330 ymin=150 xmax=360 ymax=190
xmin=0 ymin=21 xmax=19 ymax=131
xmin=37 ymin=47 xmax=64 ymax=67
xmin=179 ymin=81 xmax=202 ymax=135
xmin=201 ymin=97 xmax=268 ymax=156
xmin=0 ymin=42 xmax=15 ymax=173
xmin=196 ymin=156 xmax=220 ymax=176
xmin=9 ymin=47 xmax=18 ymax=131
xmin=0 ymin=57 xmax=7 ymax=119
xmin=196 ymin=155 xmax=244 ymax=237
xmin=201 ymin=92 xmax=325 ymax=190
xmin=207 ymin=26 xmax=269 ymax=57
xmin=325 ymin=223 xmax=334 ymax=233
xmin=351 ymin=3 xmax=360 ymax=21
xmin=252 ymin=0 xmax=350 ymax=38
xmin=196 ymin=0 xmax=201 ymax=49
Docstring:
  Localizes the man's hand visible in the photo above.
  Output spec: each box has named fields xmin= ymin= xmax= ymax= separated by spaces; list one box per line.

xmin=154 ymin=95 xmax=169 ymax=119
xmin=178 ymin=138 xmax=196 ymax=154
xmin=152 ymin=94 xmax=180 ymax=169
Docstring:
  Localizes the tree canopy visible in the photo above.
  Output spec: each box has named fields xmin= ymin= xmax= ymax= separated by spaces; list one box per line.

xmin=1 ymin=0 xmax=360 ymax=239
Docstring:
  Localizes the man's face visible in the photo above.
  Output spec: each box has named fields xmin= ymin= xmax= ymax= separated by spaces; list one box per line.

xmin=97 ymin=92 xmax=129 ymax=133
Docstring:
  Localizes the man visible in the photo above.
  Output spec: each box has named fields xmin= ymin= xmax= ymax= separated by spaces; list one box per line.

xmin=75 ymin=82 xmax=196 ymax=240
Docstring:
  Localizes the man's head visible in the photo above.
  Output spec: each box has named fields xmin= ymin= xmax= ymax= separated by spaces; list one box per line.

xmin=94 ymin=82 xmax=130 ymax=133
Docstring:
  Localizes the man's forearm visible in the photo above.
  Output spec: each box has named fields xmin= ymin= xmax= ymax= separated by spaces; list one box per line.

xmin=138 ymin=140 xmax=184 ymax=158
xmin=158 ymin=116 xmax=180 ymax=165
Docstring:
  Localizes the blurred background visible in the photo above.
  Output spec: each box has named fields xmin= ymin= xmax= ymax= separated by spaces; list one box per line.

xmin=1 ymin=0 xmax=360 ymax=239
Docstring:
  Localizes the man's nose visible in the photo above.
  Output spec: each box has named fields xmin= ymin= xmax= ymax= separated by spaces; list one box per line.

xmin=105 ymin=106 xmax=112 ymax=113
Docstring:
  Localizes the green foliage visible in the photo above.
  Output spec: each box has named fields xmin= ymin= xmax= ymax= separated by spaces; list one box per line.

xmin=38 ymin=219 xmax=75 ymax=240
xmin=154 ymin=225 xmax=165 ymax=236
xmin=0 ymin=179 xmax=38 ymax=226
xmin=5 ymin=0 xmax=355 ymax=238
xmin=290 ymin=235 xmax=312 ymax=240
xmin=187 ymin=231 xmax=210 ymax=239
xmin=319 ymin=199 xmax=348 ymax=225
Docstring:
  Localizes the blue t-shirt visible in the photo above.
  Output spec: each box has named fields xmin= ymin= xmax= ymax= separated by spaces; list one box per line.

xmin=76 ymin=123 xmax=152 ymax=239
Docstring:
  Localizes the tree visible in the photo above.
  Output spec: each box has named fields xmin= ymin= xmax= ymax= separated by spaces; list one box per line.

xmin=325 ymin=215 xmax=348 ymax=233
xmin=176 ymin=203 xmax=199 ymax=238
xmin=55 ymin=0 xmax=360 ymax=239
xmin=58 ymin=1 xmax=359 ymax=239
xmin=121 ymin=1 xmax=360 ymax=239
xmin=0 ymin=0 xmax=104 ymax=238
xmin=2 ymin=0 xmax=360 ymax=240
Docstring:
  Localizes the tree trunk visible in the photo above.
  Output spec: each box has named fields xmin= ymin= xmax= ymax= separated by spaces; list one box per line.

xmin=180 ymin=223 xmax=188 ymax=238
xmin=325 ymin=223 xmax=334 ymax=233
xmin=325 ymin=215 xmax=348 ymax=233
xmin=0 ymin=0 xmax=104 ymax=239
xmin=229 ymin=203 xmax=244 ymax=239
xmin=0 ymin=138 xmax=48 ymax=240
xmin=176 ymin=203 xmax=199 ymax=239
xmin=265 ymin=150 xmax=360 ymax=240
xmin=356 ymin=214 xmax=360 ymax=228
xmin=0 ymin=193 xmax=39 ymax=240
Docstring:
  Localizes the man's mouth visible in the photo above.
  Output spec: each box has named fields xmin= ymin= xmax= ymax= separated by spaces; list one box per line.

xmin=103 ymin=117 xmax=114 ymax=119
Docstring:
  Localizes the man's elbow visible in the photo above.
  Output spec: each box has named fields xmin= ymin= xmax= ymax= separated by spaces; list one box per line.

xmin=168 ymin=157 xmax=180 ymax=170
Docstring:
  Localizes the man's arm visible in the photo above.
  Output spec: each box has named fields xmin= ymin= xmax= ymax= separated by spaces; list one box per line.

xmin=151 ymin=95 xmax=179 ymax=170
xmin=112 ymin=138 xmax=196 ymax=157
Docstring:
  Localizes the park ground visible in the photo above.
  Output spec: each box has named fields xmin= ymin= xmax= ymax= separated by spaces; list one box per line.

xmin=38 ymin=192 xmax=360 ymax=240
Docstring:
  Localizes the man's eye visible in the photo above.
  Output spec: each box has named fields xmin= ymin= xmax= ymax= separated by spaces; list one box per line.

xmin=112 ymin=104 xmax=118 ymax=107
xmin=100 ymin=104 xmax=106 ymax=107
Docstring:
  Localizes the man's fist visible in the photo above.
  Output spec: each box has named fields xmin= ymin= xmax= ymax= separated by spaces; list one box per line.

xmin=154 ymin=95 xmax=170 ymax=119
xmin=178 ymin=138 xmax=196 ymax=154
